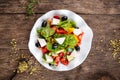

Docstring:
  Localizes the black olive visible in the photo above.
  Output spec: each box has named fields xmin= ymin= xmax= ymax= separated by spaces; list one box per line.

xmin=49 ymin=63 xmax=54 ymax=66
xmin=61 ymin=16 xmax=68 ymax=21
xmin=75 ymin=46 xmax=80 ymax=51
xmin=35 ymin=42 xmax=40 ymax=47
xmin=52 ymin=43 xmax=58 ymax=49
xmin=74 ymin=26 xmax=79 ymax=29
xmin=41 ymin=20 xmax=47 ymax=27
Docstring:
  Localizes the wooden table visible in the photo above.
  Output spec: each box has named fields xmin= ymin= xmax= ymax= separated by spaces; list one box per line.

xmin=0 ymin=0 xmax=120 ymax=80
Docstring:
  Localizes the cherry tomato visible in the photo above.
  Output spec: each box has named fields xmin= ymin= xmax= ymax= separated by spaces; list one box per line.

xmin=56 ymin=28 xmax=67 ymax=34
xmin=52 ymin=56 xmax=56 ymax=60
xmin=53 ymin=15 xmax=60 ymax=19
xmin=60 ymin=58 xmax=69 ymax=65
xmin=55 ymin=56 xmax=60 ymax=62
xmin=41 ymin=46 xmax=48 ymax=54
xmin=55 ymin=56 xmax=60 ymax=66
xmin=58 ymin=52 xmax=64 ymax=57
xmin=55 ymin=61 xmax=59 ymax=66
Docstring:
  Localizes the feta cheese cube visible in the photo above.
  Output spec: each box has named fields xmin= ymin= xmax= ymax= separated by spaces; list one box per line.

xmin=67 ymin=55 xmax=74 ymax=61
xmin=51 ymin=18 xmax=60 ymax=25
xmin=73 ymin=28 xmax=82 ymax=36
xmin=71 ymin=49 xmax=79 ymax=57
xmin=37 ymin=38 xmax=47 ymax=47
xmin=45 ymin=54 xmax=53 ymax=63
xmin=55 ymin=37 xmax=66 ymax=44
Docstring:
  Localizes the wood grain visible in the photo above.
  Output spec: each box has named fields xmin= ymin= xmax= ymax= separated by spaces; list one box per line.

xmin=0 ymin=49 xmax=18 ymax=80
xmin=0 ymin=48 xmax=117 ymax=80
xmin=0 ymin=0 xmax=120 ymax=14
xmin=0 ymin=0 xmax=120 ymax=80
xmin=0 ymin=14 xmax=119 ymax=80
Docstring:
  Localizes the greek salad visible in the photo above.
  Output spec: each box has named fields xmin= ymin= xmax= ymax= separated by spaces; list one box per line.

xmin=35 ymin=15 xmax=84 ymax=66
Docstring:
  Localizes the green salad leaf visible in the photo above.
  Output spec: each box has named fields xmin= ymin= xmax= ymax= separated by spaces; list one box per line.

xmin=70 ymin=20 xmax=76 ymax=27
xmin=58 ymin=19 xmax=76 ymax=31
xmin=37 ymin=26 xmax=55 ymax=38
xmin=62 ymin=34 xmax=77 ymax=48
xmin=53 ymin=34 xmax=66 ymax=38
xmin=46 ymin=42 xmax=53 ymax=51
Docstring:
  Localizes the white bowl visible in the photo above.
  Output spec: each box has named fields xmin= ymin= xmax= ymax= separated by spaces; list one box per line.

xmin=28 ymin=9 xmax=93 ymax=71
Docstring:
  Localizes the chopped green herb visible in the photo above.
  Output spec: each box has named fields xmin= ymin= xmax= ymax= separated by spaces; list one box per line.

xmin=109 ymin=39 xmax=120 ymax=63
xmin=26 ymin=0 xmax=38 ymax=16
xmin=17 ymin=61 xmax=29 ymax=73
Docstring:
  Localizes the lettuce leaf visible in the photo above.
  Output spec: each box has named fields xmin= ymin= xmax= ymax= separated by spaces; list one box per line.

xmin=53 ymin=34 xmax=66 ymax=38
xmin=46 ymin=42 xmax=53 ymax=51
xmin=62 ymin=34 xmax=77 ymax=48
xmin=37 ymin=26 xmax=55 ymax=38
xmin=58 ymin=19 xmax=76 ymax=31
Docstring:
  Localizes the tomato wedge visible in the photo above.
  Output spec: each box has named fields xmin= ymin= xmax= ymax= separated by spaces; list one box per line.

xmin=53 ymin=15 xmax=60 ymax=19
xmin=56 ymin=28 xmax=67 ymax=34
xmin=77 ymin=32 xmax=84 ymax=45
xmin=55 ymin=56 xmax=60 ymax=66
xmin=60 ymin=58 xmax=69 ymax=65
xmin=41 ymin=46 xmax=48 ymax=54
xmin=58 ymin=52 xmax=64 ymax=57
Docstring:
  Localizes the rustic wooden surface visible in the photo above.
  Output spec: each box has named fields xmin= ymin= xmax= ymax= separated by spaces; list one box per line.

xmin=0 ymin=0 xmax=120 ymax=80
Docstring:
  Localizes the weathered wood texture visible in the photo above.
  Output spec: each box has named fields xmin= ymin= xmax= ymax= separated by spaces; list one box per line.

xmin=0 ymin=0 xmax=120 ymax=80
xmin=0 ymin=14 xmax=120 ymax=80
xmin=0 ymin=0 xmax=120 ymax=14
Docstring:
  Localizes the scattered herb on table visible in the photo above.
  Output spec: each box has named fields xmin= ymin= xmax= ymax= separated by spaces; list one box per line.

xmin=17 ymin=61 xmax=29 ymax=73
xmin=10 ymin=39 xmax=20 ymax=62
xmin=10 ymin=39 xmax=37 ymax=74
xmin=10 ymin=39 xmax=19 ymax=53
xmin=26 ymin=0 xmax=38 ymax=16
xmin=29 ymin=67 xmax=37 ymax=74
xmin=109 ymin=39 xmax=120 ymax=62
xmin=17 ymin=59 xmax=38 ymax=74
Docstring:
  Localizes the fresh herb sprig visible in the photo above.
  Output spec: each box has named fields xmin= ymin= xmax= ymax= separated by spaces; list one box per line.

xmin=26 ymin=0 xmax=38 ymax=16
